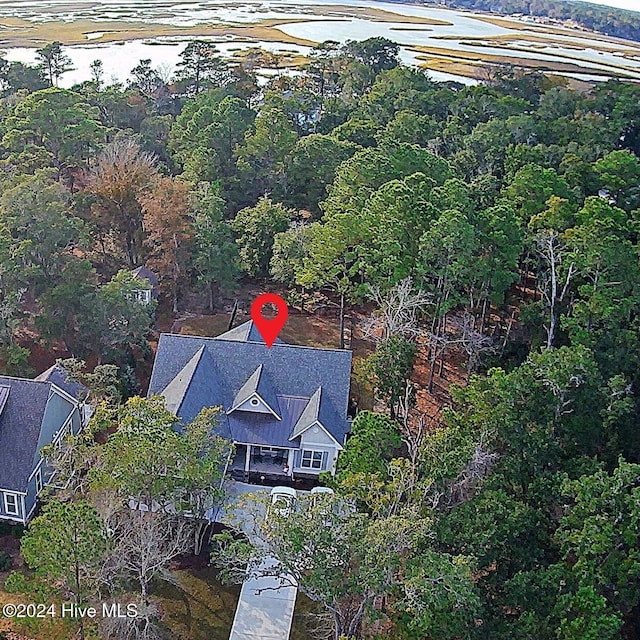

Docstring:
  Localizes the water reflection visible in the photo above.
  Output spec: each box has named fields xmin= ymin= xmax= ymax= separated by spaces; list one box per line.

xmin=2 ymin=2 xmax=640 ymax=97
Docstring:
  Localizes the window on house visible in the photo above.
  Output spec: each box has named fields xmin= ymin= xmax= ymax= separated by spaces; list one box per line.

xmin=134 ymin=289 xmax=151 ymax=304
xmin=35 ymin=469 xmax=43 ymax=494
xmin=301 ymin=450 xmax=324 ymax=470
xmin=4 ymin=493 xmax=19 ymax=516
xmin=54 ymin=421 xmax=70 ymax=448
xmin=258 ymin=447 xmax=282 ymax=456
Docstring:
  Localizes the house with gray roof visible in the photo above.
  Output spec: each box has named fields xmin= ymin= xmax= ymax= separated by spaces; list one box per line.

xmin=0 ymin=364 xmax=90 ymax=525
xmin=131 ymin=265 xmax=159 ymax=305
xmin=148 ymin=320 xmax=353 ymax=481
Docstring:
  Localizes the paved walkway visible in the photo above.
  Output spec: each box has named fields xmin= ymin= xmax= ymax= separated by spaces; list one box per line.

xmin=229 ymin=556 xmax=298 ymax=640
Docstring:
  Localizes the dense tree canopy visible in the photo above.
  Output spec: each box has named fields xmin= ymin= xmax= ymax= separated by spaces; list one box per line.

xmin=1 ymin=35 xmax=640 ymax=640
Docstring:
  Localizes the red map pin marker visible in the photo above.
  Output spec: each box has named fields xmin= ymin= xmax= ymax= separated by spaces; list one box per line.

xmin=251 ymin=293 xmax=289 ymax=348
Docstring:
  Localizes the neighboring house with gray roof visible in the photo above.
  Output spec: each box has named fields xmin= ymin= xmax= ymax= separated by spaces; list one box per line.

xmin=0 ymin=368 xmax=90 ymax=525
xmin=148 ymin=320 xmax=353 ymax=481
xmin=131 ymin=265 xmax=159 ymax=305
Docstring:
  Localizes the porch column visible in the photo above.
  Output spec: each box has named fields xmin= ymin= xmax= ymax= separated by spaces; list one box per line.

xmin=287 ymin=449 xmax=294 ymax=473
xmin=245 ymin=445 xmax=251 ymax=472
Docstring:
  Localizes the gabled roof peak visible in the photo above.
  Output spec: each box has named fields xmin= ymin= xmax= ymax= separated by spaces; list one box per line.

xmin=216 ymin=320 xmax=284 ymax=345
xmin=290 ymin=387 xmax=322 ymax=440
xmin=230 ymin=363 xmax=281 ymax=419
xmin=159 ymin=346 xmax=205 ymax=415
xmin=0 ymin=385 xmax=10 ymax=417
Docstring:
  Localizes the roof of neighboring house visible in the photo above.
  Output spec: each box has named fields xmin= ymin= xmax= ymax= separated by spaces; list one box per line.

xmin=35 ymin=363 xmax=88 ymax=402
xmin=0 ymin=377 xmax=52 ymax=493
xmin=131 ymin=265 xmax=159 ymax=288
xmin=148 ymin=320 xmax=352 ymax=447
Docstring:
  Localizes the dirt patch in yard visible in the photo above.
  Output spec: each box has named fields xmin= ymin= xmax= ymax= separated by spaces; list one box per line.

xmin=178 ymin=309 xmax=346 ymax=351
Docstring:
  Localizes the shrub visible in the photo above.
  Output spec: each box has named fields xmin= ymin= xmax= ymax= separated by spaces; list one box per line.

xmin=3 ymin=571 xmax=28 ymax=593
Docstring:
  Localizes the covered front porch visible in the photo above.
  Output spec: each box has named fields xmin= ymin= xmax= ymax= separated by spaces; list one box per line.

xmin=230 ymin=444 xmax=295 ymax=482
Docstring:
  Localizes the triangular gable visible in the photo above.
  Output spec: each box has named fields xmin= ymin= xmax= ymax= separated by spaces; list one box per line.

xmin=289 ymin=387 xmax=343 ymax=448
xmin=232 ymin=364 xmax=261 ymax=406
xmin=35 ymin=363 xmax=88 ymax=402
xmin=298 ymin=419 xmax=343 ymax=449
xmin=289 ymin=387 xmax=321 ymax=440
xmin=230 ymin=364 xmax=281 ymax=420
xmin=159 ymin=346 xmax=205 ymax=415
xmin=217 ymin=320 xmax=284 ymax=345
xmin=216 ymin=321 xmax=253 ymax=342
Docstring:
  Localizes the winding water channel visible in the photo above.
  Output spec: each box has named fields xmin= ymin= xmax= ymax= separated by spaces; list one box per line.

xmin=1 ymin=0 xmax=639 ymax=86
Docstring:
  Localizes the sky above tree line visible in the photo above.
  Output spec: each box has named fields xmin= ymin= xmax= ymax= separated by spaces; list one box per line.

xmin=573 ymin=0 xmax=640 ymax=12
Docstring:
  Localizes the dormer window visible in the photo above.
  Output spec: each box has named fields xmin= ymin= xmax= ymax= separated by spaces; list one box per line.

xmin=229 ymin=364 xmax=281 ymax=420
xmin=4 ymin=493 xmax=19 ymax=516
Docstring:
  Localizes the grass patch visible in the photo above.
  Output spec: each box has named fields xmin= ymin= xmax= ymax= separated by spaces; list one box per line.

xmin=0 ymin=17 xmax=319 ymax=47
xmin=153 ymin=567 xmax=239 ymax=640
xmin=420 ymin=57 xmax=486 ymax=80
xmin=436 ymin=31 xmax=640 ymax=55
xmin=312 ymin=5 xmax=452 ymax=25
xmin=469 ymin=13 xmax=640 ymax=46
xmin=0 ymin=4 xmax=454 ymax=48
xmin=410 ymin=43 xmax=640 ymax=79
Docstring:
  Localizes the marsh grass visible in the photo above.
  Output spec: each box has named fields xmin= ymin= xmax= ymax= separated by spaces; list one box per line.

xmin=411 ymin=43 xmax=640 ymax=79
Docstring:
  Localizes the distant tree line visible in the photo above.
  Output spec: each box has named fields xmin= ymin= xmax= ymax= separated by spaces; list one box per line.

xmin=434 ymin=0 xmax=640 ymax=42
xmin=0 ymin=33 xmax=640 ymax=640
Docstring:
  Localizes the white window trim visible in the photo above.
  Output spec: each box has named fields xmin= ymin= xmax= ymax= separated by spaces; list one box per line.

xmin=35 ymin=469 xmax=43 ymax=494
xmin=294 ymin=420 xmax=343 ymax=449
xmin=300 ymin=449 xmax=325 ymax=470
xmin=231 ymin=393 xmax=282 ymax=421
xmin=134 ymin=289 xmax=152 ymax=304
xmin=53 ymin=415 xmax=73 ymax=447
xmin=4 ymin=492 xmax=20 ymax=516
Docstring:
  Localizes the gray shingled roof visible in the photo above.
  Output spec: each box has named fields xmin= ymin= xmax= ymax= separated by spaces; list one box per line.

xmin=0 ymin=377 xmax=51 ymax=492
xmin=290 ymin=387 xmax=321 ymax=439
xmin=35 ymin=363 xmax=88 ymax=401
xmin=217 ymin=320 xmax=284 ymax=345
xmin=148 ymin=325 xmax=352 ymax=446
xmin=231 ymin=364 xmax=281 ymax=419
xmin=161 ymin=347 xmax=205 ymax=414
xmin=131 ymin=265 xmax=159 ymax=288
xmin=175 ymin=348 xmax=232 ymax=441
xmin=229 ymin=396 xmax=308 ymax=447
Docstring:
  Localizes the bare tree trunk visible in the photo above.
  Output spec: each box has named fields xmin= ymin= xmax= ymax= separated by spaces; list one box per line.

xmin=479 ymin=296 xmax=489 ymax=334
xmin=228 ymin=299 xmax=238 ymax=330
xmin=339 ymin=291 xmax=345 ymax=350
xmin=428 ymin=348 xmax=438 ymax=394
xmin=534 ymin=231 xmax=575 ymax=350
